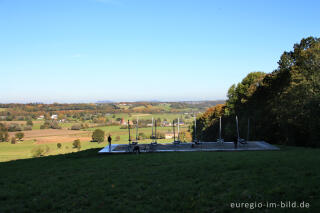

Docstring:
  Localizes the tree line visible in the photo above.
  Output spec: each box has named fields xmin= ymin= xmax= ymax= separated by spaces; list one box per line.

xmin=194 ymin=37 xmax=320 ymax=147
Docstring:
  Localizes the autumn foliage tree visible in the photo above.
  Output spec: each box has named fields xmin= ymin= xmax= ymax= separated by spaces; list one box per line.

xmin=195 ymin=37 xmax=320 ymax=147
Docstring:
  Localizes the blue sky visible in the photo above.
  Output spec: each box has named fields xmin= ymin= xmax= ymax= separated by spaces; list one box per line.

xmin=0 ymin=0 xmax=319 ymax=103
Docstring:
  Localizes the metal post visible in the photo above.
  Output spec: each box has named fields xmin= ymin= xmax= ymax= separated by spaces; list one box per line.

xmin=152 ymin=117 xmax=154 ymax=142
xmin=236 ymin=116 xmax=240 ymax=140
xmin=128 ymin=120 xmax=131 ymax=145
xmin=194 ymin=115 xmax=197 ymax=142
xmin=177 ymin=117 xmax=180 ymax=141
xmin=173 ymin=120 xmax=175 ymax=141
xmin=155 ymin=120 xmax=157 ymax=143
xmin=136 ymin=117 xmax=138 ymax=141
xmin=219 ymin=116 xmax=222 ymax=141
xmin=247 ymin=118 xmax=250 ymax=142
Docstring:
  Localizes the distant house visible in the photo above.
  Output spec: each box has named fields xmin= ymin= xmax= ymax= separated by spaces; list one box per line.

xmin=51 ymin=114 xmax=58 ymax=120
xmin=120 ymin=118 xmax=126 ymax=125
xmin=120 ymin=118 xmax=133 ymax=126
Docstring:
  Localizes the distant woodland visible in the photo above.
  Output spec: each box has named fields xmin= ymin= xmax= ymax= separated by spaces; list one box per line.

xmin=0 ymin=101 xmax=224 ymax=121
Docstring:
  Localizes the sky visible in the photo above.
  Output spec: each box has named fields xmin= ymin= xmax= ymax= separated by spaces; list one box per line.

xmin=0 ymin=0 xmax=319 ymax=103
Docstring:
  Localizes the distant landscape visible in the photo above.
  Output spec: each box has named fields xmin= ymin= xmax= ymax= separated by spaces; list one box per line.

xmin=0 ymin=101 xmax=223 ymax=162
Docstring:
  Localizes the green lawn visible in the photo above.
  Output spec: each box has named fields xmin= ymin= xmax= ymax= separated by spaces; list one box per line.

xmin=32 ymin=122 xmax=42 ymax=130
xmin=0 ymin=146 xmax=319 ymax=212
xmin=105 ymin=113 xmax=193 ymax=123
xmin=0 ymin=140 xmax=107 ymax=162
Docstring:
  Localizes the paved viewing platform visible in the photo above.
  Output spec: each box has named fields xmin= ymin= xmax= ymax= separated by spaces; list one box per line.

xmin=99 ymin=141 xmax=279 ymax=154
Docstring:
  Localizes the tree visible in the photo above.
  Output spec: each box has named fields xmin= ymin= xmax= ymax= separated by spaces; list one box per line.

xmin=11 ymin=137 xmax=16 ymax=144
xmin=15 ymin=132 xmax=24 ymax=141
xmin=57 ymin=143 xmax=62 ymax=149
xmin=0 ymin=123 xmax=9 ymax=142
xmin=92 ymin=129 xmax=105 ymax=143
xmin=73 ymin=139 xmax=81 ymax=150
xmin=26 ymin=119 xmax=33 ymax=126
xmin=31 ymin=145 xmax=50 ymax=157
xmin=71 ymin=124 xmax=82 ymax=130
xmin=24 ymin=126 xmax=32 ymax=131
xmin=197 ymin=36 xmax=320 ymax=147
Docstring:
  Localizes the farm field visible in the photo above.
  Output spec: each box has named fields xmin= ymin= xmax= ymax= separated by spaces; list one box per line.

xmin=105 ymin=112 xmax=194 ymax=123
xmin=0 ymin=113 xmax=192 ymax=162
xmin=0 ymin=146 xmax=319 ymax=212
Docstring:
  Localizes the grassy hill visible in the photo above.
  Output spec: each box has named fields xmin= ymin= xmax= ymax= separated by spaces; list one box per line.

xmin=0 ymin=146 xmax=319 ymax=212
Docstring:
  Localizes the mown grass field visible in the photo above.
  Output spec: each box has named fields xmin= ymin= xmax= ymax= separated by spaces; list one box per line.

xmin=0 ymin=139 xmax=107 ymax=162
xmin=0 ymin=146 xmax=319 ymax=212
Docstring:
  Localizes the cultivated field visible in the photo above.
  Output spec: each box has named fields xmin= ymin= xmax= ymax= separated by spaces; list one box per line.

xmin=8 ymin=129 xmax=90 ymax=144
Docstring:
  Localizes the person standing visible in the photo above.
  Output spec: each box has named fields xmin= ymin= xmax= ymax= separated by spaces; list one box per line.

xmin=233 ymin=136 xmax=238 ymax=149
xmin=108 ymin=135 xmax=112 ymax=152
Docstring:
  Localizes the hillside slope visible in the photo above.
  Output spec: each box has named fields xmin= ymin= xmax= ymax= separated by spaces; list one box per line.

xmin=0 ymin=147 xmax=319 ymax=212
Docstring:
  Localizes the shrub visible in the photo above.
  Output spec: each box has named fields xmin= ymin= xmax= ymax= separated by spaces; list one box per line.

xmin=8 ymin=123 xmax=22 ymax=132
xmin=31 ymin=145 xmax=50 ymax=157
xmin=73 ymin=139 xmax=81 ymax=150
xmin=11 ymin=137 xmax=16 ymax=144
xmin=40 ymin=120 xmax=62 ymax=129
xmin=71 ymin=124 xmax=81 ymax=130
xmin=57 ymin=143 xmax=62 ymax=149
xmin=15 ymin=132 xmax=24 ymax=141
xmin=50 ymin=120 xmax=62 ymax=129
xmin=0 ymin=131 xmax=9 ymax=142
xmin=138 ymin=132 xmax=147 ymax=140
xmin=156 ymin=133 xmax=165 ymax=139
xmin=26 ymin=120 xmax=33 ymax=126
xmin=24 ymin=125 xmax=32 ymax=131
xmin=82 ymin=123 xmax=89 ymax=129
xmin=115 ymin=136 xmax=120 ymax=141
xmin=92 ymin=129 xmax=105 ymax=143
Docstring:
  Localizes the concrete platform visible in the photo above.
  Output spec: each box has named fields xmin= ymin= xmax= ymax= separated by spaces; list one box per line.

xmin=98 ymin=141 xmax=279 ymax=154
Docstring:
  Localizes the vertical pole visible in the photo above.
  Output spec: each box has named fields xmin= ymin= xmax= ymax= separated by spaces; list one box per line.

xmin=155 ymin=120 xmax=157 ymax=143
xmin=173 ymin=120 xmax=175 ymax=141
xmin=128 ymin=120 xmax=131 ymax=145
xmin=236 ymin=116 xmax=240 ymax=139
xmin=247 ymin=118 xmax=250 ymax=142
xmin=136 ymin=117 xmax=138 ymax=141
xmin=219 ymin=116 xmax=222 ymax=141
xmin=177 ymin=117 xmax=180 ymax=141
xmin=152 ymin=117 xmax=154 ymax=142
xmin=194 ymin=115 xmax=197 ymax=142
